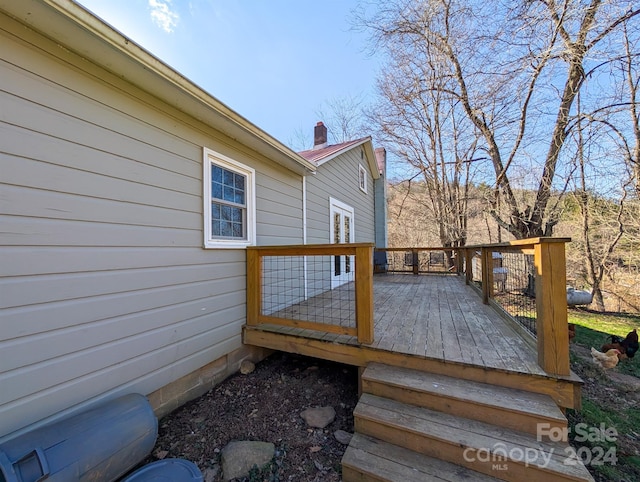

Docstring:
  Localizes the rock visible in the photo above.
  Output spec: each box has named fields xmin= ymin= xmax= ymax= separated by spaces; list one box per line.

xmin=300 ymin=406 xmax=335 ymax=428
xmin=154 ymin=450 xmax=168 ymax=460
xmin=202 ymin=467 xmax=218 ymax=482
xmin=240 ymin=360 xmax=255 ymax=375
xmin=221 ymin=441 xmax=275 ymax=481
xmin=334 ymin=429 xmax=353 ymax=445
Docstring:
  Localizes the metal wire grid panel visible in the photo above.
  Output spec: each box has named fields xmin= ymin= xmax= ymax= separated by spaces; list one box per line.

xmin=385 ymin=249 xmax=456 ymax=273
xmin=492 ymin=252 xmax=538 ymax=336
xmin=260 ymin=255 xmax=356 ymax=329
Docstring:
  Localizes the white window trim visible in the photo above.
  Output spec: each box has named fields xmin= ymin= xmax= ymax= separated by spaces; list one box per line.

xmin=358 ymin=164 xmax=368 ymax=193
xmin=203 ymin=147 xmax=256 ymax=249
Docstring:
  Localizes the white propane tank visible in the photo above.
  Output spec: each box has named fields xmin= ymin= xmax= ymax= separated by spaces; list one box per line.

xmin=567 ymin=287 xmax=593 ymax=306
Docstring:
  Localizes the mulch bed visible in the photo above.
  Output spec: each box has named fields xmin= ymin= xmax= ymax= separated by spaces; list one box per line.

xmin=147 ymin=352 xmax=359 ymax=481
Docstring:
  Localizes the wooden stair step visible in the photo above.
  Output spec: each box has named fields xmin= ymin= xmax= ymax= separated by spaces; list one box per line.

xmin=362 ymin=362 xmax=567 ymax=437
xmin=355 ymin=393 xmax=594 ymax=482
xmin=342 ymin=433 xmax=502 ymax=481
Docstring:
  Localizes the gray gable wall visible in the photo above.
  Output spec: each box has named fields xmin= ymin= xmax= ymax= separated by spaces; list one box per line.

xmin=305 ymin=146 xmax=376 ymax=245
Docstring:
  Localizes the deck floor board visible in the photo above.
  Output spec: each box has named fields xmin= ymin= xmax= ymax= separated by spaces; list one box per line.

xmin=262 ymin=274 xmax=548 ymax=377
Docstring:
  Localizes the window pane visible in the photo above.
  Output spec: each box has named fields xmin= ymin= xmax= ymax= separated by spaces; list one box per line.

xmin=212 ymin=165 xmax=223 ymax=183
xmin=223 ymin=186 xmax=235 ymax=202
xmin=208 ymin=162 xmax=248 ymax=241
xmin=212 ymin=220 xmax=221 ymax=236
xmin=211 ymin=202 xmax=221 ymax=219
xmin=230 ymin=206 xmax=242 ymax=222
xmin=223 ymin=169 xmax=235 ymax=186
xmin=344 ymin=216 xmax=351 ymax=273
xmin=221 ymin=221 xmax=233 ymax=237
xmin=212 ymin=182 xmax=223 ymax=200
xmin=235 ymin=174 xmax=245 ymax=190
xmin=221 ymin=205 xmax=232 ymax=221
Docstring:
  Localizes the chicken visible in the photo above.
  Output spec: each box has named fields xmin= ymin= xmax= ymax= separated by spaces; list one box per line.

xmin=601 ymin=329 xmax=639 ymax=359
xmin=568 ymin=323 xmax=576 ymax=341
xmin=591 ymin=347 xmax=622 ymax=369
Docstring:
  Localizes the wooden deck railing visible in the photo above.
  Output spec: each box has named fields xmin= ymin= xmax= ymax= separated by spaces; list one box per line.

xmin=246 ymin=243 xmax=374 ymax=344
xmin=461 ymin=238 xmax=571 ymax=377
xmin=376 ymin=247 xmax=464 ymax=275
xmin=376 ymin=238 xmax=571 ymax=377
xmin=247 ymin=238 xmax=570 ymax=377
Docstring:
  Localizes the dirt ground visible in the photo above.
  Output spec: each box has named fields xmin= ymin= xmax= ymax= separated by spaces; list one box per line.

xmin=147 ymin=352 xmax=359 ymax=481
xmin=145 ymin=346 xmax=639 ymax=482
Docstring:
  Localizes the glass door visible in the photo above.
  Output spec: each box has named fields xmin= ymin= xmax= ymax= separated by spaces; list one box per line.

xmin=330 ymin=199 xmax=355 ymax=289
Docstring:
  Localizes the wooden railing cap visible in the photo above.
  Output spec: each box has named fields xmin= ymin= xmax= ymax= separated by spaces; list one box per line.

xmin=247 ymin=242 xmax=374 ymax=251
xmin=464 ymin=237 xmax=571 ymax=250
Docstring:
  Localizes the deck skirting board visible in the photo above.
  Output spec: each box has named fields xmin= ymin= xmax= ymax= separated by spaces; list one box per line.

xmin=243 ymin=326 xmax=582 ymax=410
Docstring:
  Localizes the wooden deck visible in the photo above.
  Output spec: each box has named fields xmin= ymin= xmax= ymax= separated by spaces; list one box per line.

xmin=244 ymin=246 xmax=592 ymax=481
xmin=369 ymin=274 xmax=544 ymax=373
xmin=243 ymin=273 xmax=582 ymax=409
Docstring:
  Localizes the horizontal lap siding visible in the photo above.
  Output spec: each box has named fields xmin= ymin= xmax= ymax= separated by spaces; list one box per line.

xmin=306 ymin=148 xmax=376 ymax=244
xmin=0 ymin=15 xmax=302 ymax=438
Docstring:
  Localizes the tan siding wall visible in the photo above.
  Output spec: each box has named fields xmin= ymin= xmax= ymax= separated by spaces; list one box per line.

xmin=306 ymin=147 xmax=376 ymax=244
xmin=0 ymin=14 xmax=302 ymax=438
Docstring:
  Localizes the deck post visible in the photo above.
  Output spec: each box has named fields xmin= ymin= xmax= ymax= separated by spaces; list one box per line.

xmin=464 ymin=248 xmax=473 ymax=285
xmin=456 ymin=248 xmax=463 ymax=275
xmin=481 ymin=247 xmax=494 ymax=304
xmin=246 ymin=247 xmax=261 ymax=326
xmin=412 ymin=249 xmax=419 ymax=275
xmin=534 ymin=239 xmax=570 ymax=376
xmin=355 ymin=245 xmax=374 ymax=344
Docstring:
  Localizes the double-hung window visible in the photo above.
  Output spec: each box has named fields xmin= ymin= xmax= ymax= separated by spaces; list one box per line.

xmin=358 ymin=164 xmax=368 ymax=193
xmin=203 ymin=148 xmax=256 ymax=248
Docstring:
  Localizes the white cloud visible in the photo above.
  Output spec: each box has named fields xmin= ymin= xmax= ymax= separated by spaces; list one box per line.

xmin=149 ymin=0 xmax=179 ymax=33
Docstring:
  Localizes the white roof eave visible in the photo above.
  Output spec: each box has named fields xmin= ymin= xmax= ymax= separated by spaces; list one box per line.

xmin=314 ymin=138 xmax=381 ymax=180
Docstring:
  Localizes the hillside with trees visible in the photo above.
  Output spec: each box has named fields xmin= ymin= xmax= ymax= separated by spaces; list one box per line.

xmin=386 ymin=179 xmax=640 ymax=312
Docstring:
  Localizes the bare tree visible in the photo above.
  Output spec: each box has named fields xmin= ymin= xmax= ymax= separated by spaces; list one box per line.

xmin=621 ymin=20 xmax=640 ymax=198
xmin=355 ymin=0 xmax=640 ymax=239
xmin=568 ymin=110 xmax=626 ymax=311
xmin=561 ymin=21 xmax=640 ymax=311
xmin=315 ymin=95 xmax=368 ymax=144
xmin=366 ymin=34 xmax=479 ymax=249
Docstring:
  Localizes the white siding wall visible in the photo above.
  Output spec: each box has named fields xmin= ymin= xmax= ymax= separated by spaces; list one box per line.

xmin=0 ymin=15 xmax=302 ymax=438
xmin=306 ymin=147 xmax=376 ymax=245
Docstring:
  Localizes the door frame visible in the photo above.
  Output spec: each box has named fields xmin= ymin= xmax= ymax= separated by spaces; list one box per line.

xmin=329 ymin=197 xmax=355 ymax=289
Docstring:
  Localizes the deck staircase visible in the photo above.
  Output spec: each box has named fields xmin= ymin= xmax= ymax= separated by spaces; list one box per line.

xmin=342 ymin=363 xmax=594 ymax=482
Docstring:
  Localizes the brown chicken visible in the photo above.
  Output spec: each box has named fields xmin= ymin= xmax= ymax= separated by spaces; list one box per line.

xmin=601 ymin=329 xmax=639 ymax=360
xmin=568 ymin=323 xmax=576 ymax=341
xmin=591 ymin=347 xmax=622 ymax=369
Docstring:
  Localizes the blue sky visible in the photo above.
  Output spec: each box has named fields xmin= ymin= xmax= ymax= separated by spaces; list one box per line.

xmin=76 ymin=0 xmax=380 ymax=149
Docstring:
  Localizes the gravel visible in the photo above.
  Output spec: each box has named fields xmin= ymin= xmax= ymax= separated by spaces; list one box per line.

xmin=144 ymin=352 xmax=359 ymax=481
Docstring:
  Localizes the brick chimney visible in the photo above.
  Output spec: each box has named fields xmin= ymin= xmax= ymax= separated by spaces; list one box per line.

xmin=313 ymin=121 xmax=327 ymax=149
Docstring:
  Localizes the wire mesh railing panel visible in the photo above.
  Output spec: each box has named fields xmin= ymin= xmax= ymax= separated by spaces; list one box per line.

xmin=260 ymin=254 xmax=356 ymax=329
xmin=470 ymin=251 xmax=483 ymax=288
xmin=418 ymin=251 xmax=450 ymax=273
xmin=382 ymin=249 xmax=459 ymax=274
xmin=491 ymin=251 xmax=537 ymax=336
xmin=383 ymin=250 xmax=415 ymax=273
